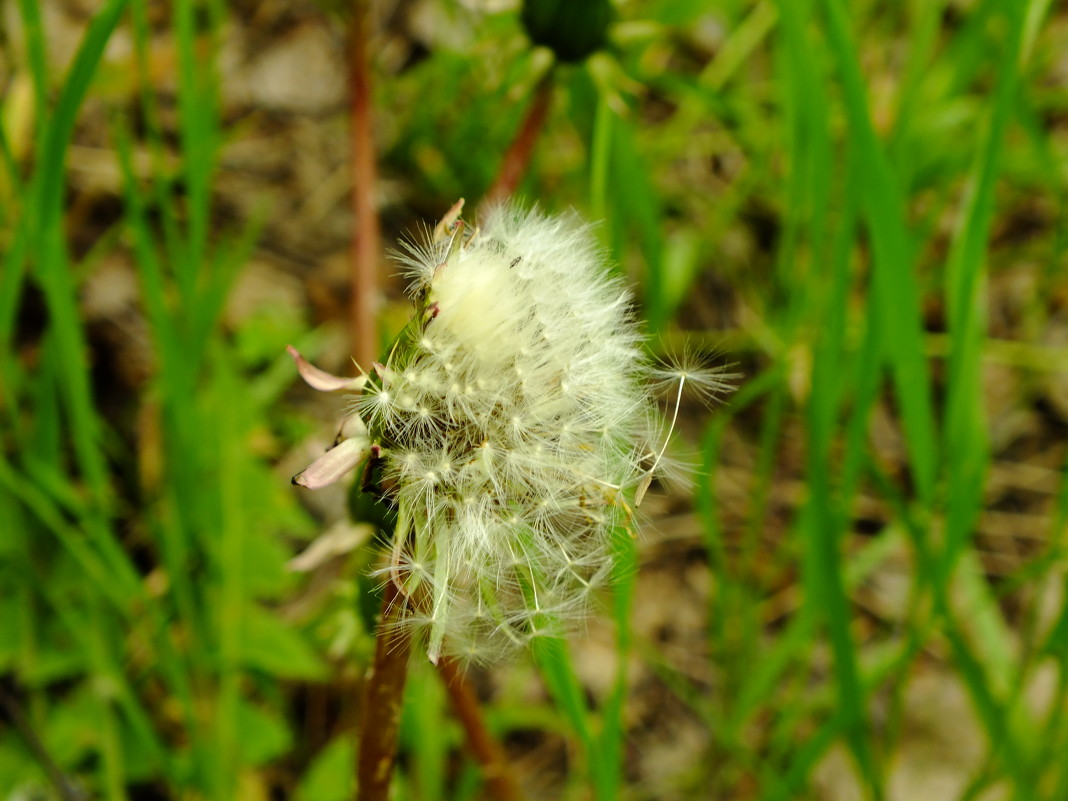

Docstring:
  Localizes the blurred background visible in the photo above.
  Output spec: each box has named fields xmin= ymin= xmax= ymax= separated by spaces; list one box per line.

xmin=1 ymin=0 xmax=1067 ymax=799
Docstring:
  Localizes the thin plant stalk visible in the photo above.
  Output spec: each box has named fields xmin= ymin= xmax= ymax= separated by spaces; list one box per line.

xmin=480 ymin=72 xmax=554 ymax=210
xmin=355 ymin=572 xmax=529 ymax=801
xmin=346 ymin=7 xmax=527 ymax=800
xmin=349 ymin=0 xmax=381 ymax=369
xmin=437 ymin=656 xmax=525 ymax=801
xmin=356 ymin=580 xmax=414 ymax=801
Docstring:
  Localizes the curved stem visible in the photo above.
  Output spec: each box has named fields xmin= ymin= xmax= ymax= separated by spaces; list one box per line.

xmin=436 ymin=656 xmax=527 ymax=801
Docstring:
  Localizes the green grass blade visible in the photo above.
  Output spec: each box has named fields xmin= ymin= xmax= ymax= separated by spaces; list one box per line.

xmin=31 ymin=0 xmax=128 ymax=241
xmin=589 ymin=89 xmax=612 ymax=225
xmin=26 ymin=0 xmax=129 ymax=510
xmin=14 ymin=0 xmax=49 ymax=122
xmin=174 ymin=0 xmax=220 ymax=295
xmin=401 ymin=660 xmax=449 ymax=801
xmin=604 ymin=112 xmax=666 ymax=332
xmin=776 ymin=2 xmax=881 ymax=793
xmin=595 ymin=523 xmax=639 ymax=801
xmin=941 ymin=0 xmax=1027 ymax=577
xmin=818 ymin=0 xmax=938 ymax=506
xmin=531 ymin=636 xmax=603 ymax=792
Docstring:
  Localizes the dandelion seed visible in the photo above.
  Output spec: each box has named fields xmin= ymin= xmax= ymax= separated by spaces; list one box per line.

xmin=289 ymin=201 xmax=733 ymax=663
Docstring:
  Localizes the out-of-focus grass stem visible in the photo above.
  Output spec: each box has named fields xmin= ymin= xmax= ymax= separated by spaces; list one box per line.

xmin=349 ymin=0 xmax=381 ymax=370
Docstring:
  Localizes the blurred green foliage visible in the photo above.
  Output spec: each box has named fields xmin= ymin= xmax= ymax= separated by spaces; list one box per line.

xmin=1 ymin=0 xmax=1067 ymax=800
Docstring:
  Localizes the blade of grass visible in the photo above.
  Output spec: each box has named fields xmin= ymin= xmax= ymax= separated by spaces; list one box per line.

xmin=506 ymin=578 xmax=624 ymax=799
xmin=0 ymin=62 xmax=26 ymax=230
xmin=87 ymin=601 xmax=127 ymax=801
xmin=818 ymin=0 xmax=938 ymax=508
xmin=0 ymin=456 xmax=123 ymax=609
xmin=530 ymin=636 xmax=601 ymax=791
xmin=778 ymin=2 xmax=881 ymax=793
xmin=114 ymin=122 xmax=208 ymax=668
xmin=24 ymin=0 xmax=129 ymax=516
xmin=589 ymin=89 xmax=611 ymax=226
xmin=602 ymin=109 xmax=666 ymax=332
xmin=174 ymin=0 xmax=219 ymax=298
xmin=403 ymin=661 xmax=450 ymax=801
xmin=887 ymin=0 xmax=946 ymax=159
xmin=13 ymin=0 xmax=48 ymax=127
xmin=212 ymin=351 xmax=247 ymax=800
xmin=696 ymin=369 xmax=778 ymax=727
xmin=936 ymin=3 xmax=1040 ymax=790
xmin=594 ymin=523 xmax=639 ymax=801
xmin=119 ymin=8 xmax=254 ymax=796
xmin=940 ymin=0 xmax=1027 ymax=580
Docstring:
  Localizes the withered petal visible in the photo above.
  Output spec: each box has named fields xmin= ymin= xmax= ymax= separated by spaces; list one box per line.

xmin=292 ymin=437 xmax=371 ymax=490
xmin=287 ymin=345 xmax=368 ymax=392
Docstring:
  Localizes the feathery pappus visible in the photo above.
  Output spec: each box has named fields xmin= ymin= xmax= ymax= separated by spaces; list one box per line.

xmin=288 ymin=199 xmax=732 ymax=663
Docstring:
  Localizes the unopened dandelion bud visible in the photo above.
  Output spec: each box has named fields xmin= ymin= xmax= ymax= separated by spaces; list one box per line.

xmin=290 ymin=201 xmax=732 ymax=663
xmin=521 ymin=0 xmax=613 ymax=63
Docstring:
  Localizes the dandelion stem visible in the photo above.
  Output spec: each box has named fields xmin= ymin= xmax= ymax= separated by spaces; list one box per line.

xmin=356 ymin=579 xmax=413 ymax=801
xmin=436 ymin=656 xmax=527 ymax=801
xmin=348 ymin=0 xmax=381 ymax=369
xmin=481 ymin=72 xmax=554 ymax=209
xmin=356 ymin=572 xmax=526 ymax=801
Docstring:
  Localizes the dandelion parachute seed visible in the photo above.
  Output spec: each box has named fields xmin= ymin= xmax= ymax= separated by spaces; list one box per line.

xmin=289 ymin=200 xmax=731 ymax=663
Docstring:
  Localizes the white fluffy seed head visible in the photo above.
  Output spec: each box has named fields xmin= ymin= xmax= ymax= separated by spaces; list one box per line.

xmin=318 ymin=201 xmax=734 ymax=663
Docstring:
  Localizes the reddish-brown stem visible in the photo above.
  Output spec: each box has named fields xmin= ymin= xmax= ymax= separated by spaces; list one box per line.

xmin=355 ymin=586 xmax=527 ymax=801
xmin=349 ymin=12 xmax=534 ymax=800
xmin=481 ymin=72 xmax=555 ymax=210
xmin=437 ymin=656 xmax=527 ymax=801
xmin=356 ymin=580 xmax=414 ymax=801
xmin=349 ymin=0 xmax=381 ymax=370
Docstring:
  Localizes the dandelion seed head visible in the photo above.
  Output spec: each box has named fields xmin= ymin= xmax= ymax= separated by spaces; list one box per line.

xmin=290 ymin=201 xmax=733 ymax=663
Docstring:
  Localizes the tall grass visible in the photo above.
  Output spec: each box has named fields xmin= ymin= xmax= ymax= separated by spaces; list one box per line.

xmin=1 ymin=1 xmax=1066 ymax=800
xmin=2 ymin=1 xmax=323 ymax=798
